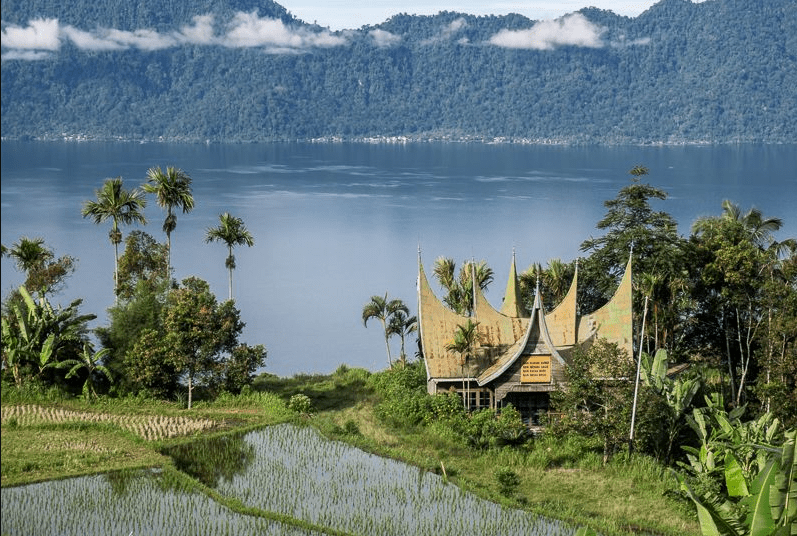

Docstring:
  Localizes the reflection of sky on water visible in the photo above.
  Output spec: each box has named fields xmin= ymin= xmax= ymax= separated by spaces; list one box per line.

xmin=0 ymin=425 xmax=569 ymax=535
xmin=215 ymin=424 xmax=571 ymax=536
xmin=2 ymin=142 xmax=795 ymax=377
xmin=0 ymin=470 xmax=323 ymax=536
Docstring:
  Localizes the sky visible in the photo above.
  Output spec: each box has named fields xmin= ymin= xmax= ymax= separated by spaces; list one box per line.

xmin=279 ymin=1 xmax=695 ymax=31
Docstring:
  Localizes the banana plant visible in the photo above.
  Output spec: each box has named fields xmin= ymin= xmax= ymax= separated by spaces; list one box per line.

xmin=1 ymin=285 xmax=94 ymax=387
xmin=676 ymin=430 xmax=796 ymax=536
xmin=1 ymin=288 xmax=54 ymax=385
xmin=55 ymin=344 xmax=113 ymax=399
xmin=640 ymin=349 xmax=701 ymax=461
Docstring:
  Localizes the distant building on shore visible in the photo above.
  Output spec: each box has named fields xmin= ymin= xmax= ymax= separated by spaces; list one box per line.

xmin=417 ymin=252 xmax=633 ymax=425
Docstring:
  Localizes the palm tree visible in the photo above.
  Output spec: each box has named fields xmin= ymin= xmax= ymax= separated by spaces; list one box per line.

xmin=692 ymin=200 xmax=787 ymax=408
xmin=362 ymin=294 xmax=409 ymax=369
xmin=445 ymin=319 xmax=480 ymax=410
xmin=6 ymin=237 xmax=76 ymax=297
xmin=636 ymin=271 xmax=664 ymax=353
xmin=543 ymin=258 xmax=573 ymax=305
xmin=388 ymin=310 xmax=418 ymax=367
xmin=82 ymin=177 xmax=147 ymax=301
xmin=56 ymin=343 xmax=113 ymax=399
xmin=204 ymin=212 xmax=255 ymax=300
xmin=143 ymin=166 xmax=195 ymax=279
xmin=693 ymin=200 xmax=783 ymax=250
xmin=721 ymin=199 xmax=782 ymax=249
xmin=433 ymin=257 xmax=494 ymax=315
xmin=7 ymin=237 xmax=53 ymax=278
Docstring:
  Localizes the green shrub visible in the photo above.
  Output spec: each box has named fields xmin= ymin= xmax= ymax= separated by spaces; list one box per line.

xmin=288 ymin=393 xmax=313 ymax=415
xmin=459 ymin=406 xmax=529 ymax=450
xmin=369 ymin=362 xmax=430 ymax=428
xmin=494 ymin=466 xmax=521 ymax=496
xmin=424 ymin=392 xmax=464 ymax=425
xmin=343 ymin=420 xmax=361 ymax=435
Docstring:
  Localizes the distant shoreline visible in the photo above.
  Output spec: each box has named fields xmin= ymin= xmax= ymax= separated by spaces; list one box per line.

xmin=4 ymin=135 xmax=790 ymax=146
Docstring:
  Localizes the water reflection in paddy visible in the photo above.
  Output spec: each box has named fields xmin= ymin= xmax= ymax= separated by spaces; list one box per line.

xmin=2 ymin=424 xmax=576 ymax=536
xmin=0 ymin=469 xmax=323 ymax=536
xmin=202 ymin=424 xmax=573 ymax=536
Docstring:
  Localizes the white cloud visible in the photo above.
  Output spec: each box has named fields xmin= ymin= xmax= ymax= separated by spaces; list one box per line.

xmin=223 ymin=11 xmax=346 ymax=49
xmin=420 ymin=17 xmax=467 ymax=45
xmin=1 ymin=13 xmax=347 ymax=59
xmin=106 ymin=28 xmax=178 ymax=50
xmin=369 ymin=28 xmax=401 ymax=47
xmin=178 ymin=15 xmax=217 ymax=45
xmin=225 ymin=12 xmax=304 ymax=47
xmin=60 ymin=26 xmax=124 ymax=50
xmin=489 ymin=13 xmax=605 ymax=50
xmin=1 ymin=49 xmax=54 ymax=60
xmin=1 ymin=18 xmax=60 ymax=50
xmin=443 ymin=18 xmax=466 ymax=38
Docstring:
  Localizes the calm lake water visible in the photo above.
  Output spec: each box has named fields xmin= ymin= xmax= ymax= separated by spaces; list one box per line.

xmin=1 ymin=141 xmax=795 ymax=377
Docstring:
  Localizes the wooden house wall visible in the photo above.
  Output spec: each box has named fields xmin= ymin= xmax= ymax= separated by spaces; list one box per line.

xmin=490 ymin=352 xmax=567 ymax=402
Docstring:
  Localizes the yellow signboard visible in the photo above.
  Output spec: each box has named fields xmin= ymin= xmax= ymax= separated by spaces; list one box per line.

xmin=521 ymin=355 xmax=551 ymax=383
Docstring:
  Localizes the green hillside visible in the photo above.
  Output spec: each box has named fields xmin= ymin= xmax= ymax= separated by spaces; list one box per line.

xmin=1 ymin=0 xmax=795 ymax=143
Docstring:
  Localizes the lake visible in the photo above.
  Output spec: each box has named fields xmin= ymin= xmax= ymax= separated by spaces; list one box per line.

xmin=1 ymin=141 xmax=795 ymax=377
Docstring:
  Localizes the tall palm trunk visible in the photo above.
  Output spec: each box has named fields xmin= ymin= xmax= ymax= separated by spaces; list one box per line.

xmin=166 ymin=231 xmax=172 ymax=280
xmin=382 ymin=319 xmax=392 ymax=368
xmin=723 ymin=309 xmax=736 ymax=404
xmin=227 ymin=245 xmax=234 ymax=301
xmin=113 ymin=240 xmax=119 ymax=304
xmin=462 ymin=365 xmax=467 ymax=410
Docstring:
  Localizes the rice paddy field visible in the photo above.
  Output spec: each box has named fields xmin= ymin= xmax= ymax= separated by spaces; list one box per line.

xmin=0 ymin=469 xmax=326 ymax=536
xmin=1 ymin=404 xmax=217 ymax=440
xmin=213 ymin=424 xmax=573 ymax=536
xmin=1 ymin=424 xmax=575 ymax=536
xmin=1 ymin=373 xmax=699 ymax=536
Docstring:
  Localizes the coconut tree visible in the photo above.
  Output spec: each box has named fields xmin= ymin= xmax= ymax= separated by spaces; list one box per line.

xmin=82 ymin=177 xmax=147 ymax=301
xmin=362 ymin=294 xmax=409 ymax=369
xmin=520 ymin=258 xmax=576 ymax=311
xmin=6 ymin=237 xmax=76 ymax=297
xmin=143 ymin=166 xmax=195 ymax=279
xmin=446 ymin=318 xmax=479 ymax=411
xmin=691 ymin=201 xmax=789 ymax=407
xmin=433 ymin=257 xmax=494 ymax=315
xmin=543 ymin=258 xmax=573 ymax=305
xmin=204 ymin=212 xmax=255 ymax=301
xmin=718 ymin=199 xmax=782 ymax=249
xmin=446 ymin=319 xmax=480 ymax=410
xmin=7 ymin=237 xmax=53 ymax=276
xmin=388 ymin=310 xmax=418 ymax=367
xmin=636 ymin=271 xmax=664 ymax=353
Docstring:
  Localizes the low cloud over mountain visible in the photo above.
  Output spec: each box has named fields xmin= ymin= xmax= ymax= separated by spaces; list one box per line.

xmin=2 ymin=11 xmax=614 ymax=59
xmin=1 ymin=0 xmax=794 ymax=143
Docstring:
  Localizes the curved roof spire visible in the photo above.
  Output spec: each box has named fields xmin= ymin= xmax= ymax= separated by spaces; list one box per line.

xmin=500 ymin=251 xmax=527 ymax=317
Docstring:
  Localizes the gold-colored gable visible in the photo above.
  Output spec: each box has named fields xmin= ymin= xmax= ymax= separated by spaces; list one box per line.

xmin=419 ymin=254 xmax=634 ymax=386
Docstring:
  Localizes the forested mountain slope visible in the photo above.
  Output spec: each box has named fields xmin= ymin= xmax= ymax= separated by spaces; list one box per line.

xmin=1 ymin=0 xmax=795 ymax=143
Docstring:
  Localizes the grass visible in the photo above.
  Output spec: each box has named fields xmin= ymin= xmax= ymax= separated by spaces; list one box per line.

xmin=1 ymin=368 xmax=700 ymax=536
xmin=0 ymin=421 xmax=168 ymax=487
xmin=314 ymin=407 xmax=697 ymax=536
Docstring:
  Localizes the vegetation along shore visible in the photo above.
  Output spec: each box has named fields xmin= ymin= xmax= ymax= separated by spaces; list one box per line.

xmin=2 ymin=165 xmax=795 ymax=536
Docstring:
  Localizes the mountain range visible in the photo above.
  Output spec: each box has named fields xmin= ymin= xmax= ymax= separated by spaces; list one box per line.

xmin=1 ymin=0 xmax=795 ymax=143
